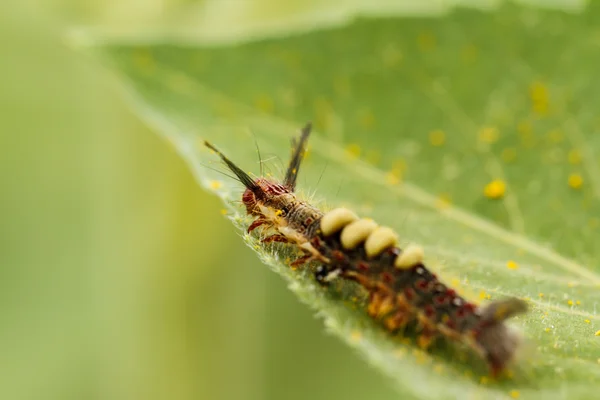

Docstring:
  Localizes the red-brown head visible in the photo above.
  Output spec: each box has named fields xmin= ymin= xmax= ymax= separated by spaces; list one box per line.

xmin=241 ymin=178 xmax=292 ymax=214
xmin=204 ymin=122 xmax=311 ymax=214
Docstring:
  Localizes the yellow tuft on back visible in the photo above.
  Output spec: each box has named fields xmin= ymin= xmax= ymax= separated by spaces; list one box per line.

xmin=340 ymin=219 xmax=378 ymax=250
xmin=395 ymin=245 xmax=424 ymax=269
xmin=364 ymin=226 xmax=398 ymax=258
xmin=320 ymin=208 xmax=359 ymax=236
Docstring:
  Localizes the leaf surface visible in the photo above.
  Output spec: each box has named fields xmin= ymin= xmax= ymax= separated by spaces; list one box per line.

xmin=80 ymin=3 xmax=600 ymax=398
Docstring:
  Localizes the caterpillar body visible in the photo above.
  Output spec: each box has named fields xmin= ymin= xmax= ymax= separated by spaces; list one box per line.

xmin=205 ymin=123 xmax=527 ymax=377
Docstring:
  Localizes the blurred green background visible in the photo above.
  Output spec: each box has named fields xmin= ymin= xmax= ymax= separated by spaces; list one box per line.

xmin=0 ymin=1 xmax=397 ymax=399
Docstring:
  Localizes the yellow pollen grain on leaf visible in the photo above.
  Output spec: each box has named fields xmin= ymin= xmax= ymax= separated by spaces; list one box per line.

xmin=132 ymin=49 xmax=155 ymax=73
xmin=478 ymin=126 xmax=499 ymax=144
xmin=168 ymin=73 xmax=194 ymax=94
xmin=366 ymin=149 xmax=381 ymax=165
xmin=547 ymin=129 xmax=563 ymax=143
xmin=393 ymin=348 xmax=406 ymax=359
xmin=461 ymin=44 xmax=478 ymax=64
xmin=381 ymin=43 xmax=403 ymax=68
xmin=385 ymin=168 xmax=402 ymax=185
xmin=509 ymin=390 xmax=521 ymax=399
xmin=585 ymin=319 xmax=591 ymax=324
xmin=358 ymin=108 xmax=376 ymax=130
xmin=220 ymin=209 xmax=228 ymax=215
xmin=429 ymin=130 xmax=446 ymax=146
xmin=517 ymin=120 xmax=532 ymax=135
xmin=253 ymin=94 xmax=274 ymax=113
xmin=568 ymin=149 xmax=582 ymax=164
xmin=501 ymin=147 xmax=517 ymax=163
xmin=435 ymin=193 xmax=452 ymax=210
xmin=530 ymin=81 xmax=549 ymax=116
xmin=392 ymin=159 xmax=407 ymax=173
xmin=350 ymin=331 xmax=362 ymax=343
xmin=506 ymin=260 xmax=519 ymax=270
xmin=568 ymin=173 xmax=584 ymax=189
xmin=417 ymin=31 xmax=436 ymax=51
xmin=595 ymin=330 xmax=600 ymax=337
xmin=484 ymin=179 xmax=506 ymax=199
xmin=345 ymin=143 xmax=362 ymax=160
xmin=210 ymin=180 xmax=223 ymax=190
xmin=567 ymin=300 xmax=574 ymax=306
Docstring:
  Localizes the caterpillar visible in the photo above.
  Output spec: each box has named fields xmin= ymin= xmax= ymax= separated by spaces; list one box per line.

xmin=205 ymin=123 xmax=528 ymax=377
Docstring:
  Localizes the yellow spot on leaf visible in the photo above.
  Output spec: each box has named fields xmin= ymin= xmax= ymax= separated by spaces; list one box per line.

xmin=350 ymin=331 xmax=362 ymax=343
xmin=385 ymin=168 xmax=402 ymax=185
xmin=429 ymin=130 xmax=446 ymax=146
xmin=506 ymin=260 xmax=519 ymax=270
xmin=210 ymin=180 xmax=223 ymax=190
xmin=435 ymin=193 xmax=452 ymax=210
xmin=220 ymin=209 xmax=228 ymax=215
xmin=393 ymin=348 xmax=406 ymax=359
xmin=517 ymin=120 xmax=532 ymax=135
xmin=417 ymin=31 xmax=436 ymax=51
xmin=358 ymin=108 xmax=376 ymax=130
xmin=484 ymin=179 xmax=506 ymax=199
xmin=381 ymin=43 xmax=403 ymax=68
xmin=168 ymin=73 xmax=193 ymax=94
xmin=576 ymin=300 xmax=581 ymax=305
xmin=568 ymin=149 xmax=582 ymax=164
xmin=460 ymin=44 xmax=478 ymax=64
xmin=480 ymin=376 xmax=489 ymax=385
xmin=538 ymin=293 xmax=544 ymax=298
xmin=509 ymin=389 xmax=521 ymax=399
xmin=254 ymin=94 xmax=274 ymax=113
xmin=530 ymin=81 xmax=549 ymax=116
xmin=585 ymin=319 xmax=591 ymax=324
xmin=545 ymin=327 xmax=552 ymax=332
xmin=133 ymin=50 xmax=156 ymax=74
xmin=345 ymin=143 xmax=361 ymax=159
xmin=479 ymin=126 xmax=499 ymax=144
xmin=547 ymin=129 xmax=563 ymax=143
xmin=568 ymin=173 xmax=584 ymax=189
xmin=365 ymin=150 xmax=381 ymax=165
xmin=501 ymin=148 xmax=517 ymax=163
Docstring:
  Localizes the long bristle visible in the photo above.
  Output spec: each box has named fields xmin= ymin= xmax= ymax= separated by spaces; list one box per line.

xmin=284 ymin=122 xmax=312 ymax=190
xmin=204 ymin=141 xmax=258 ymax=190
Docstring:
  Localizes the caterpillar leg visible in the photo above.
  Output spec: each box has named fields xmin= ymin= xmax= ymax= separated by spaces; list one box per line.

xmin=417 ymin=327 xmax=438 ymax=350
xmin=314 ymin=265 xmax=341 ymax=286
xmin=367 ymin=292 xmax=395 ymax=318
xmin=248 ymin=218 xmax=267 ymax=233
xmin=262 ymin=235 xmax=290 ymax=244
xmin=383 ymin=310 xmax=411 ymax=332
xmin=291 ymin=254 xmax=313 ymax=267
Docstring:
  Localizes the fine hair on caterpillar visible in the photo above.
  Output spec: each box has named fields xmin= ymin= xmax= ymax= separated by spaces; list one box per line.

xmin=205 ymin=122 xmax=528 ymax=377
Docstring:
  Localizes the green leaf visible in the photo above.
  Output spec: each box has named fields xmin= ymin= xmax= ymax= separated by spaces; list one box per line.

xmin=78 ymin=2 xmax=600 ymax=398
